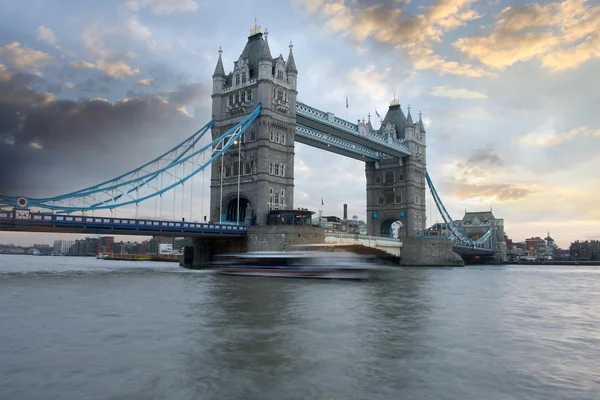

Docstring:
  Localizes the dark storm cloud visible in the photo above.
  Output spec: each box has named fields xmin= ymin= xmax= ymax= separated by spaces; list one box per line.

xmin=0 ymin=68 xmax=210 ymax=197
xmin=464 ymin=145 xmax=504 ymax=167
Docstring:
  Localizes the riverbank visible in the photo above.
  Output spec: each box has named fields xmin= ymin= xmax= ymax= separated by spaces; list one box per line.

xmin=103 ymin=253 xmax=180 ymax=262
xmin=511 ymin=260 xmax=600 ymax=266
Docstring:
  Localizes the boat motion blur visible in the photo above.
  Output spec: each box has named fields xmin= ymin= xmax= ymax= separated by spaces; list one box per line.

xmin=211 ymin=250 xmax=384 ymax=280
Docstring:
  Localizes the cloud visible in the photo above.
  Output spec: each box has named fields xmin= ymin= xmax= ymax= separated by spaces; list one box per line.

xmin=136 ymin=78 xmax=151 ymax=85
xmin=36 ymin=26 xmax=57 ymax=45
xmin=0 ymin=42 xmax=53 ymax=69
xmin=77 ymin=23 xmax=141 ymax=79
xmin=424 ymin=86 xmax=488 ymax=99
xmin=512 ymin=126 xmax=600 ymax=148
xmin=464 ymin=145 xmax=505 ymax=166
xmin=69 ymin=60 xmax=95 ymax=69
xmin=453 ymin=0 xmax=600 ymax=71
xmin=64 ymin=82 xmax=74 ymax=89
xmin=126 ymin=15 xmax=152 ymax=41
xmin=297 ymin=0 xmax=494 ymax=77
xmin=125 ymin=0 xmax=198 ymax=15
xmin=442 ymin=180 xmax=537 ymax=202
xmin=0 ymin=68 xmax=210 ymax=196
xmin=95 ymin=58 xmax=140 ymax=79
xmin=435 ymin=145 xmax=536 ymax=205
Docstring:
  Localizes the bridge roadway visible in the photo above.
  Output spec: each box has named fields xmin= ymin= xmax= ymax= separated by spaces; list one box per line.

xmin=0 ymin=210 xmax=247 ymax=237
xmin=452 ymin=244 xmax=495 ymax=256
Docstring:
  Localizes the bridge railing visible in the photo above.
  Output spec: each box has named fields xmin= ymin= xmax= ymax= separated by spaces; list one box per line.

xmin=296 ymin=102 xmax=411 ymax=155
xmin=324 ymin=231 xmax=402 ymax=245
xmin=0 ymin=210 xmax=247 ymax=235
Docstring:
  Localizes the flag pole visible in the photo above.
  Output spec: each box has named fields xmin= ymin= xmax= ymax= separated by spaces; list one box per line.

xmin=345 ymin=97 xmax=348 ymax=121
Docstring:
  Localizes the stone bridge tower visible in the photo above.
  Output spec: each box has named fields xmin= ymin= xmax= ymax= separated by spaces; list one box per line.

xmin=365 ymin=97 xmax=427 ymax=238
xmin=210 ymin=23 xmax=298 ymax=225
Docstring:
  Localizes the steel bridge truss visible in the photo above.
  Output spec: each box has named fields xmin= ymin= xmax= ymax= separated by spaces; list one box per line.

xmin=0 ymin=105 xmax=262 ymax=213
xmin=425 ymin=172 xmax=495 ymax=250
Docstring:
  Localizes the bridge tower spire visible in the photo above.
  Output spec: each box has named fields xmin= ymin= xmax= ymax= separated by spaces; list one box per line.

xmin=209 ymin=24 xmax=297 ymax=226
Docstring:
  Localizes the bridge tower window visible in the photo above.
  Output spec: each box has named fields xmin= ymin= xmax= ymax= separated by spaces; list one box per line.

xmin=247 ymin=90 xmax=252 ymax=101
xmin=250 ymin=129 xmax=256 ymax=141
xmin=242 ymin=72 xmax=247 ymax=83
xmin=385 ymin=171 xmax=395 ymax=183
xmin=395 ymin=193 xmax=402 ymax=204
xmin=375 ymin=172 xmax=381 ymax=184
xmin=378 ymin=195 xmax=385 ymax=205
xmin=235 ymin=74 xmax=240 ymax=85
xmin=385 ymin=191 xmax=394 ymax=204
xmin=277 ymin=70 xmax=284 ymax=80
xmin=415 ymin=195 xmax=421 ymax=205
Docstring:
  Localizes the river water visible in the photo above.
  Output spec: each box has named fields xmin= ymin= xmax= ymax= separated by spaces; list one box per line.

xmin=0 ymin=255 xmax=598 ymax=400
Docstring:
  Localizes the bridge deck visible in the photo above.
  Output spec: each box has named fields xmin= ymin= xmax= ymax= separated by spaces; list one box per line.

xmin=0 ymin=211 xmax=247 ymax=237
xmin=452 ymin=245 xmax=494 ymax=256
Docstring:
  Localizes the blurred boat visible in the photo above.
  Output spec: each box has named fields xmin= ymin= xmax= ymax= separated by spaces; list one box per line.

xmin=212 ymin=251 xmax=383 ymax=280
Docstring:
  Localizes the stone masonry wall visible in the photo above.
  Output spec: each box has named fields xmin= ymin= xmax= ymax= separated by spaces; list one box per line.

xmin=247 ymin=225 xmax=325 ymax=252
xmin=400 ymin=237 xmax=464 ymax=267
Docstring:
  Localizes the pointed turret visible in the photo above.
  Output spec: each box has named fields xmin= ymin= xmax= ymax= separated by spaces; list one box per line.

xmin=213 ymin=47 xmax=225 ymax=78
xmin=286 ymin=41 xmax=298 ymax=74
xmin=260 ymin=33 xmax=273 ymax=62
xmin=212 ymin=47 xmax=226 ymax=94
xmin=366 ymin=112 xmax=373 ymax=131
xmin=418 ymin=110 xmax=426 ymax=132
xmin=406 ymin=105 xmax=413 ymax=125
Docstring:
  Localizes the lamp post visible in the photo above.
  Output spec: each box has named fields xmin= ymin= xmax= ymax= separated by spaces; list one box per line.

xmin=235 ymin=138 xmax=241 ymax=225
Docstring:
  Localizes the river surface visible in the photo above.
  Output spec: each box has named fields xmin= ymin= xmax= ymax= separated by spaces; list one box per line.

xmin=0 ymin=255 xmax=599 ymax=400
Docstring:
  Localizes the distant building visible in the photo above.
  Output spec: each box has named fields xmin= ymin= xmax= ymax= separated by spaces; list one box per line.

xmin=544 ymin=232 xmax=558 ymax=260
xmin=525 ymin=237 xmax=547 ymax=261
xmin=570 ymin=240 xmax=600 ymax=261
xmin=53 ymin=239 xmax=75 ymax=255
xmin=33 ymin=244 xmax=52 ymax=255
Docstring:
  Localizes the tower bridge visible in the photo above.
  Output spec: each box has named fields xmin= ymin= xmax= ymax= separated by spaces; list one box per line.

xmin=0 ymin=22 xmax=506 ymax=266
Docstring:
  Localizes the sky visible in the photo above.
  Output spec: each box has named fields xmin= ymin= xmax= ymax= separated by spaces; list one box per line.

xmin=0 ymin=0 xmax=599 ymax=248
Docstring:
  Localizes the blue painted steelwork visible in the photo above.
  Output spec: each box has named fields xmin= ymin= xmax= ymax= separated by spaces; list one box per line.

xmin=0 ymin=105 xmax=262 ymax=213
xmin=295 ymin=124 xmax=380 ymax=160
xmin=296 ymin=102 xmax=412 ymax=156
xmin=425 ymin=172 xmax=495 ymax=249
xmin=0 ymin=210 xmax=247 ymax=237
xmin=1 ymin=118 xmax=214 ymax=204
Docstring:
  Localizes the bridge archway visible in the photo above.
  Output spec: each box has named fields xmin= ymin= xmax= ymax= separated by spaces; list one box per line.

xmin=224 ymin=196 xmax=251 ymax=223
xmin=380 ymin=219 xmax=403 ymax=238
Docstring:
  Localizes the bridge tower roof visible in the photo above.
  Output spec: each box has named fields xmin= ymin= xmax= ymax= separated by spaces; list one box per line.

xmin=237 ymin=26 xmax=270 ymax=79
xmin=378 ymin=94 xmax=407 ymax=136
